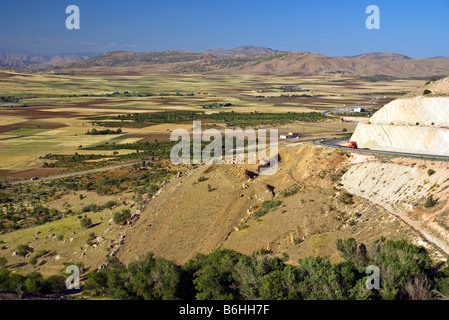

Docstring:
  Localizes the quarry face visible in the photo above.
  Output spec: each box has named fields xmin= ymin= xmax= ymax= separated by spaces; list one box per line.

xmin=351 ymin=96 xmax=449 ymax=156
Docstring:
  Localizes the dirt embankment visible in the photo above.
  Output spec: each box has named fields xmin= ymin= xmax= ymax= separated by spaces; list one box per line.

xmin=341 ymin=153 xmax=449 ymax=258
xmin=116 ymin=143 xmax=430 ymax=266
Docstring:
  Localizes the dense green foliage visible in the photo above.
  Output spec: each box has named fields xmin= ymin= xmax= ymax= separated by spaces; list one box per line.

xmin=0 ymin=269 xmax=66 ymax=296
xmin=113 ymin=209 xmax=131 ymax=225
xmin=82 ymin=238 xmax=449 ymax=300
xmin=86 ymin=128 xmax=122 ymax=135
xmin=91 ymin=110 xmax=328 ymax=128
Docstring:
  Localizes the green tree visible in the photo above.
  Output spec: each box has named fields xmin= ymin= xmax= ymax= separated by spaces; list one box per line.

xmin=183 ymin=249 xmax=243 ymax=300
xmin=16 ymin=244 xmax=33 ymax=258
xmin=80 ymin=215 xmax=93 ymax=229
xmin=113 ymin=209 xmax=131 ymax=225
xmin=259 ymin=270 xmax=287 ymax=300
xmin=127 ymin=252 xmax=180 ymax=300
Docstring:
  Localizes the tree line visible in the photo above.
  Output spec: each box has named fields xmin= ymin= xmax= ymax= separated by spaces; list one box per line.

xmin=81 ymin=238 xmax=449 ymax=300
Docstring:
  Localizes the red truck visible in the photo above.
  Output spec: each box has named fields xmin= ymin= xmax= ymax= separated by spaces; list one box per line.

xmin=346 ymin=141 xmax=358 ymax=149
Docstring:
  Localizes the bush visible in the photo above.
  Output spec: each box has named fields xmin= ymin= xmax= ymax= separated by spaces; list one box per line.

xmin=80 ymin=215 xmax=93 ymax=229
xmin=339 ymin=191 xmax=354 ymax=205
xmin=424 ymin=195 xmax=437 ymax=208
xmin=427 ymin=169 xmax=436 ymax=176
xmin=113 ymin=209 xmax=131 ymax=225
xmin=44 ymin=275 xmax=66 ymax=294
xmin=16 ymin=244 xmax=33 ymax=257
xmin=281 ymin=184 xmax=302 ymax=197
xmin=29 ymin=257 xmax=38 ymax=266
xmin=104 ymin=200 xmax=117 ymax=209
xmin=86 ymin=232 xmax=96 ymax=246
xmin=254 ymin=200 xmax=282 ymax=218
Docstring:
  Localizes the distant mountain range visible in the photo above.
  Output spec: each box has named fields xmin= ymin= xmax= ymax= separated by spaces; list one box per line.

xmin=1 ymin=46 xmax=449 ymax=78
xmin=0 ymin=52 xmax=100 ymax=69
xmin=349 ymin=52 xmax=411 ymax=61
xmin=204 ymin=45 xmax=279 ymax=58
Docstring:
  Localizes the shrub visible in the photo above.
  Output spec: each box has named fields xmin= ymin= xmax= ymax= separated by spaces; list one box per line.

xmin=113 ymin=209 xmax=131 ymax=225
xmin=44 ymin=275 xmax=66 ymax=294
xmin=29 ymin=257 xmax=38 ymax=266
xmin=197 ymin=176 xmax=208 ymax=183
xmin=104 ymin=200 xmax=117 ymax=209
xmin=16 ymin=244 xmax=33 ymax=257
xmin=281 ymin=184 xmax=301 ymax=197
xmin=254 ymin=200 xmax=282 ymax=218
xmin=424 ymin=195 xmax=437 ymax=208
xmin=427 ymin=169 xmax=436 ymax=176
xmin=86 ymin=232 xmax=96 ymax=246
xmin=80 ymin=215 xmax=93 ymax=229
xmin=339 ymin=191 xmax=354 ymax=205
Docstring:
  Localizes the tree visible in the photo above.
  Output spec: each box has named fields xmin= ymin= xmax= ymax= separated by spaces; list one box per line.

xmin=424 ymin=195 xmax=437 ymax=208
xmin=80 ymin=215 xmax=93 ymax=229
xmin=183 ymin=249 xmax=243 ymax=300
xmin=24 ymin=272 xmax=44 ymax=295
xmin=259 ymin=270 xmax=287 ymax=300
xmin=128 ymin=252 xmax=180 ymax=300
xmin=29 ymin=257 xmax=38 ymax=266
xmin=113 ymin=209 xmax=131 ymax=225
xmin=16 ymin=244 xmax=33 ymax=258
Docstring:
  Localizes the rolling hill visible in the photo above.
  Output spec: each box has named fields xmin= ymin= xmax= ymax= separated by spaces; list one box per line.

xmin=0 ymin=52 xmax=99 ymax=70
xmin=2 ymin=46 xmax=449 ymax=78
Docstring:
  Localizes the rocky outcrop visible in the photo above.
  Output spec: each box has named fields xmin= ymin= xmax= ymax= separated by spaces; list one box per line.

xmin=351 ymin=78 xmax=449 ymax=156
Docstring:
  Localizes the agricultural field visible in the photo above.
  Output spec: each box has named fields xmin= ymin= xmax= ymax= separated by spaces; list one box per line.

xmin=0 ymin=70 xmax=423 ymax=179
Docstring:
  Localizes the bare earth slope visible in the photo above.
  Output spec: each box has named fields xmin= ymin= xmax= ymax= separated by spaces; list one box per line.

xmin=116 ymin=144 xmax=437 ymax=266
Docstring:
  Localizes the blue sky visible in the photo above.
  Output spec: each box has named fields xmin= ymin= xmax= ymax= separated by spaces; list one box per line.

xmin=1 ymin=0 xmax=448 ymax=57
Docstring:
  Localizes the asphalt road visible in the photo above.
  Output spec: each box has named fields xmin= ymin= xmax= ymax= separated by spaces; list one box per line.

xmin=314 ymin=139 xmax=449 ymax=161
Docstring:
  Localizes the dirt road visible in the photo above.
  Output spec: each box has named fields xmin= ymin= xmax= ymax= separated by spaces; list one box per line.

xmin=9 ymin=160 xmax=142 ymax=186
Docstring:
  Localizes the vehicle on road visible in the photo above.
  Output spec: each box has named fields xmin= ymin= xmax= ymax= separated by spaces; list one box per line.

xmin=346 ymin=141 xmax=358 ymax=149
xmin=30 ymin=177 xmax=39 ymax=181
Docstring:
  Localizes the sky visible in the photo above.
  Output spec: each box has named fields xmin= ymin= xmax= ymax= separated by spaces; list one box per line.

xmin=1 ymin=0 xmax=449 ymax=57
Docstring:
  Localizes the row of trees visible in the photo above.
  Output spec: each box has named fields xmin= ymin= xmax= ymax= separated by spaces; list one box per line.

xmin=86 ymin=128 xmax=122 ymax=135
xmin=97 ymin=110 xmax=329 ymax=128
xmin=82 ymin=238 xmax=449 ymax=300
xmin=0 ymin=270 xmax=66 ymax=296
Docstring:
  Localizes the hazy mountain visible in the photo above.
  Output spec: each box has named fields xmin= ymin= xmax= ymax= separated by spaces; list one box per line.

xmin=4 ymin=47 xmax=449 ymax=78
xmin=0 ymin=52 xmax=100 ymax=69
xmin=60 ymin=50 xmax=214 ymax=69
xmin=350 ymin=52 xmax=411 ymax=61
xmin=204 ymin=46 xmax=279 ymax=58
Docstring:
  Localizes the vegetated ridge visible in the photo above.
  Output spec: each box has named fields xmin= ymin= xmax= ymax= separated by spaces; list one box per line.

xmin=3 ymin=46 xmax=449 ymax=78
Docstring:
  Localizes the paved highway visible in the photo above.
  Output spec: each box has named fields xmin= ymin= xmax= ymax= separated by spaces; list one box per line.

xmin=313 ymin=138 xmax=449 ymax=161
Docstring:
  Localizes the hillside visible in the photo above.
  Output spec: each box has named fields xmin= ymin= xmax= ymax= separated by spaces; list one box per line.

xmin=351 ymin=76 xmax=449 ymax=155
xmin=115 ymin=144 xmax=438 ymax=266
xmin=204 ymin=45 xmax=279 ymax=58
xmin=53 ymin=49 xmax=449 ymax=78
xmin=350 ymin=52 xmax=411 ymax=61
xmin=0 ymin=52 xmax=99 ymax=70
